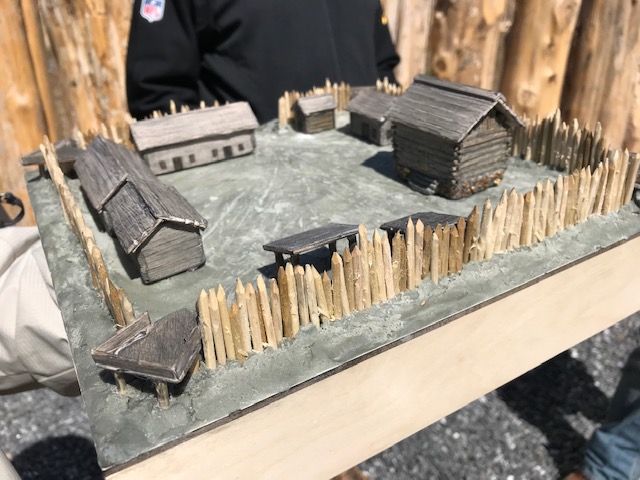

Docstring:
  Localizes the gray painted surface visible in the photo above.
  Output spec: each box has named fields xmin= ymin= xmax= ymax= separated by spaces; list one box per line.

xmin=27 ymin=115 xmax=640 ymax=473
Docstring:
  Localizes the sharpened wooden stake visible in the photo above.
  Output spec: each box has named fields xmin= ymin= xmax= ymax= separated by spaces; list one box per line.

xmin=256 ymin=277 xmax=277 ymax=349
xmin=553 ymin=176 xmax=565 ymax=233
xmin=503 ymin=190 xmax=518 ymax=249
xmin=197 ymin=290 xmax=216 ymax=369
xmin=322 ymin=272 xmax=334 ymax=320
xmin=373 ymin=230 xmax=387 ymax=302
xmin=448 ymin=228 xmax=460 ymax=274
xmin=521 ymin=191 xmax=535 ymax=246
xmin=294 ymin=266 xmax=310 ymax=327
xmin=406 ymin=220 xmax=416 ymax=290
xmin=565 ymin=171 xmax=580 ymax=225
xmin=285 ymin=263 xmax=300 ymax=335
xmin=155 ymin=382 xmax=170 ymax=409
xmin=331 ymin=252 xmax=350 ymax=317
xmin=381 ymin=232 xmax=395 ymax=299
xmin=479 ymin=199 xmax=494 ymax=259
xmin=464 ymin=207 xmax=479 ymax=262
xmin=342 ymin=248 xmax=355 ymax=311
xmin=269 ymin=279 xmax=284 ymax=342
xmin=235 ymin=279 xmax=252 ymax=355
xmin=108 ymin=279 xmax=125 ymax=327
xmin=414 ymin=220 xmax=425 ymax=286
xmin=245 ymin=283 xmax=263 ymax=352
xmin=615 ymin=150 xmax=630 ymax=211
xmin=312 ymin=267 xmax=330 ymax=324
xmin=358 ymin=225 xmax=372 ymax=308
xmin=594 ymin=160 xmax=610 ymax=215
xmin=278 ymin=267 xmax=293 ymax=338
xmin=603 ymin=151 xmax=621 ymax=214
xmin=422 ymin=226 xmax=433 ymax=278
xmin=207 ymin=289 xmax=226 ymax=365
xmin=439 ymin=225 xmax=450 ymax=275
xmin=492 ymin=191 xmax=508 ymax=253
xmin=508 ymin=193 xmax=524 ymax=250
xmin=229 ymin=303 xmax=247 ymax=361
xmin=304 ymin=266 xmax=320 ymax=328
xmin=368 ymin=243 xmax=381 ymax=305
xmin=216 ymin=285 xmax=236 ymax=361
xmin=392 ymin=233 xmax=407 ymax=293
xmin=623 ymin=153 xmax=640 ymax=205
xmin=587 ymin=164 xmax=603 ymax=216
xmin=120 ymin=293 xmax=135 ymax=326
xmin=532 ymin=183 xmax=545 ymax=243
xmin=351 ymin=247 xmax=364 ymax=310
xmin=577 ymin=168 xmax=591 ymax=222
xmin=430 ymin=232 xmax=439 ymax=285
xmin=559 ymin=175 xmax=569 ymax=229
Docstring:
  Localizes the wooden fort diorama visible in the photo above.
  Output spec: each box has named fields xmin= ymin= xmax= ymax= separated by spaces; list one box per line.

xmin=346 ymin=90 xmax=396 ymax=146
xmin=389 ymin=75 xmax=523 ymax=199
xmin=293 ymin=93 xmax=337 ymax=134
xmin=75 ymin=136 xmax=207 ymax=283
xmin=129 ymin=102 xmax=259 ymax=175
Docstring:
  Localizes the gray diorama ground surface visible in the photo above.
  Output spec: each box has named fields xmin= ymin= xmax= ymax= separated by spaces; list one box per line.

xmin=10 ymin=115 xmax=640 ymax=477
xmin=2 ymin=314 xmax=639 ymax=479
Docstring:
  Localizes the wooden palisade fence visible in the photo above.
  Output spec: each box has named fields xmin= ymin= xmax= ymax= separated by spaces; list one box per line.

xmin=39 ymin=109 xmax=639 ymax=406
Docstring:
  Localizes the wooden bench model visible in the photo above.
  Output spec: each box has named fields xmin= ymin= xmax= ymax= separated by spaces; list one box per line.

xmin=263 ymin=223 xmax=359 ymax=266
xmin=20 ymin=138 xmax=83 ymax=175
xmin=380 ymin=212 xmax=461 ymax=237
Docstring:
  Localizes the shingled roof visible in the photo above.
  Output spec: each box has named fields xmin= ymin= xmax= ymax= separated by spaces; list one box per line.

xmin=389 ymin=75 xmax=523 ymax=143
xmin=105 ymin=178 xmax=206 ymax=254
xmin=346 ymin=90 xmax=396 ymax=122
xmin=130 ymin=102 xmax=259 ymax=152
xmin=75 ymin=136 xmax=157 ymax=211
xmin=296 ymin=93 xmax=337 ymax=116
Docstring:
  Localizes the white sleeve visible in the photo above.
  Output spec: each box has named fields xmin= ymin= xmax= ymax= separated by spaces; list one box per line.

xmin=0 ymin=227 xmax=79 ymax=396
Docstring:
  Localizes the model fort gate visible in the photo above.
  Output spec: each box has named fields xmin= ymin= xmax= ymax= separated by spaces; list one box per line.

xmin=390 ymin=75 xmax=523 ymax=199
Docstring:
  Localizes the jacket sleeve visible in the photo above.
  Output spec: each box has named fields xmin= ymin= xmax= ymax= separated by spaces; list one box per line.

xmin=374 ymin=3 xmax=400 ymax=85
xmin=126 ymin=0 xmax=201 ymax=119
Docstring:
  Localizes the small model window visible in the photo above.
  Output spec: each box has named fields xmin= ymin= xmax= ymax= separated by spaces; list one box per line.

xmin=189 ymin=154 xmax=196 ymax=164
xmin=238 ymin=143 xmax=245 ymax=152
xmin=223 ymin=146 xmax=233 ymax=158
xmin=159 ymin=160 xmax=167 ymax=170
xmin=212 ymin=149 xmax=218 ymax=158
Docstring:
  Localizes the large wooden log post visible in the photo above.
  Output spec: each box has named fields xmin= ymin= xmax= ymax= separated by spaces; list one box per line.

xmin=382 ymin=0 xmax=436 ymax=88
xmin=500 ymin=0 xmax=582 ymax=119
xmin=0 ymin=0 xmax=47 ymax=225
xmin=562 ymin=0 xmax=640 ymax=147
xmin=625 ymin=59 xmax=640 ymax=152
xmin=429 ymin=0 xmax=516 ymax=90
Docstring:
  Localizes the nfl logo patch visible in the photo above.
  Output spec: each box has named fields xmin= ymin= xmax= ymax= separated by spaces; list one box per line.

xmin=140 ymin=0 xmax=165 ymax=23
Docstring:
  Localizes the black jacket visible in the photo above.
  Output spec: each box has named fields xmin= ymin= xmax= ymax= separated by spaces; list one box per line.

xmin=126 ymin=0 xmax=400 ymax=123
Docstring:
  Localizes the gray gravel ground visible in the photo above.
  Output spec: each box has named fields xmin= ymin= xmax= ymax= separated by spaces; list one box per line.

xmin=1 ymin=313 xmax=638 ymax=480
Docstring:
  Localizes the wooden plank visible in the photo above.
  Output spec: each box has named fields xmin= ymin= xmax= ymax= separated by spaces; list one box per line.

xmin=109 ymin=237 xmax=640 ymax=480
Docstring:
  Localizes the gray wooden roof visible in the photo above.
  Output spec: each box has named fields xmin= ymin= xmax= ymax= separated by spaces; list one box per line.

xmin=105 ymin=178 xmax=206 ymax=254
xmin=130 ymin=102 xmax=259 ymax=152
xmin=388 ymin=75 xmax=523 ymax=143
xmin=296 ymin=94 xmax=337 ymax=116
xmin=345 ymin=90 xmax=396 ymax=122
xmin=75 ymin=136 xmax=157 ymax=211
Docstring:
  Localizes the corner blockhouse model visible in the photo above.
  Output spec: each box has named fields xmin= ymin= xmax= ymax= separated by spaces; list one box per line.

xmin=389 ymin=75 xmax=523 ymax=199
xmin=75 ymin=136 xmax=207 ymax=283
xmin=129 ymin=102 xmax=259 ymax=175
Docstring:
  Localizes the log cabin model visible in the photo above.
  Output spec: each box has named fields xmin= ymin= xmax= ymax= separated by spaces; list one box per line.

xmin=129 ymin=102 xmax=259 ymax=175
xmin=345 ymin=89 xmax=396 ymax=146
xmin=389 ymin=75 xmax=524 ymax=199
xmin=75 ymin=136 xmax=207 ymax=284
xmin=293 ymin=93 xmax=337 ymax=134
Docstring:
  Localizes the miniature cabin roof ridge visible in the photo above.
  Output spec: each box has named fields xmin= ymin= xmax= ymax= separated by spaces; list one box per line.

xmin=130 ymin=101 xmax=259 ymax=152
xmin=345 ymin=90 xmax=396 ymax=122
xmin=75 ymin=136 xmax=157 ymax=212
xmin=389 ymin=75 xmax=523 ymax=144
xmin=295 ymin=93 xmax=337 ymax=116
xmin=108 ymin=178 xmax=207 ymax=255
